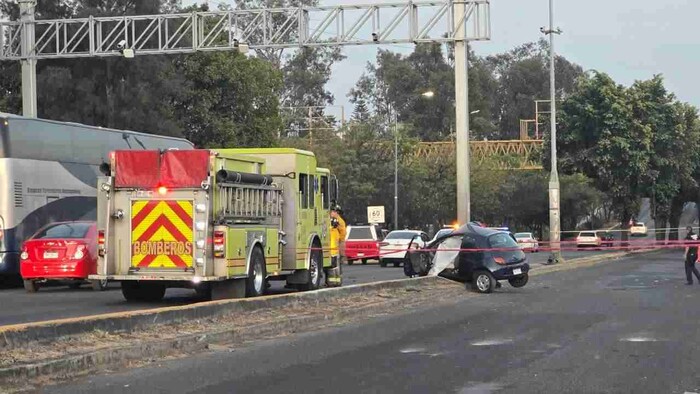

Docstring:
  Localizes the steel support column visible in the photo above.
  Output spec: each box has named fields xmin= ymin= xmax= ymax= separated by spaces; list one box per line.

xmin=454 ymin=2 xmax=470 ymax=225
xmin=19 ymin=0 xmax=37 ymax=117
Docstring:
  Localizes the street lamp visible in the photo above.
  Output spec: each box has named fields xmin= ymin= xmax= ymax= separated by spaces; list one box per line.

xmin=541 ymin=0 xmax=563 ymax=264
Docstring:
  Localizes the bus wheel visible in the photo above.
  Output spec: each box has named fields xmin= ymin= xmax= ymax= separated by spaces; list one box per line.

xmin=23 ymin=279 xmax=39 ymax=293
xmin=246 ymin=247 xmax=267 ymax=297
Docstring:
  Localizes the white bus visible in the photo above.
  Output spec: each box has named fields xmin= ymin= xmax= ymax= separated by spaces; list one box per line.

xmin=0 ymin=113 xmax=193 ymax=280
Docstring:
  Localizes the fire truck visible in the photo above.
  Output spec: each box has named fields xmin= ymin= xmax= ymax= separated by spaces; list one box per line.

xmin=90 ymin=148 xmax=339 ymax=301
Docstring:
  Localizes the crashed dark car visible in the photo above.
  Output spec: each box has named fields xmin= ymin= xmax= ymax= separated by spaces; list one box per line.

xmin=403 ymin=224 xmax=530 ymax=293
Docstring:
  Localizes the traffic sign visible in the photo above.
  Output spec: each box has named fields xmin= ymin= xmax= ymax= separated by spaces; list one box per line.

xmin=367 ymin=206 xmax=385 ymax=224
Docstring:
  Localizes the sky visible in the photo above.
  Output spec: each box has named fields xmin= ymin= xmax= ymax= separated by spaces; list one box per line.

xmin=190 ymin=0 xmax=700 ymax=120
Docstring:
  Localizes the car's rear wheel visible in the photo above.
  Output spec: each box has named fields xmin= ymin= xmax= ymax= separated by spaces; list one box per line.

xmin=23 ymin=279 xmax=39 ymax=293
xmin=379 ymin=259 xmax=387 ymax=268
xmin=348 ymin=260 xmax=354 ymax=265
xmin=508 ymin=273 xmax=529 ymax=288
xmin=472 ymin=271 xmax=496 ymax=294
xmin=362 ymin=259 xmax=368 ymax=265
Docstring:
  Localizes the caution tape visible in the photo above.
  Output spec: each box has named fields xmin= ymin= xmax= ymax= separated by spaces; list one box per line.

xmin=294 ymin=240 xmax=698 ymax=260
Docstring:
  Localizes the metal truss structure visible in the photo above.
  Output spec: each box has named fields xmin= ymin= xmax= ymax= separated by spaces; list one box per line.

xmin=0 ymin=1 xmax=490 ymax=60
xmin=378 ymin=140 xmax=544 ymax=170
xmin=1 ymin=0 xmax=492 ymax=226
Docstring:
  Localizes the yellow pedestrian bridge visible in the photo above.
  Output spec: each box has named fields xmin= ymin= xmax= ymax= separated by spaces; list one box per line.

xmin=380 ymin=140 xmax=545 ymax=170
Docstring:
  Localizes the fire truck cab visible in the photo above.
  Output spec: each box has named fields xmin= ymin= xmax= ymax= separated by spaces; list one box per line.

xmin=91 ymin=148 xmax=339 ymax=301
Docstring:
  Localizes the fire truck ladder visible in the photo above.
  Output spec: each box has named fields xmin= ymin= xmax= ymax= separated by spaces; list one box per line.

xmin=216 ymin=183 xmax=283 ymax=223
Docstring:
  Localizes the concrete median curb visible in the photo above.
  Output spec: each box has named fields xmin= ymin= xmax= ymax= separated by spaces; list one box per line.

xmin=0 ymin=276 xmax=442 ymax=351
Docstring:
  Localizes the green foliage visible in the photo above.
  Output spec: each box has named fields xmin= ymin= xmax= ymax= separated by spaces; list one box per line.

xmin=557 ymin=71 xmax=700 ymax=233
xmin=170 ymin=52 xmax=283 ymax=148
xmin=349 ymin=40 xmax=582 ymax=141
xmin=557 ymin=71 xmax=650 ymax=223
xmin=486 ymin=40 xmax=583 ymax=138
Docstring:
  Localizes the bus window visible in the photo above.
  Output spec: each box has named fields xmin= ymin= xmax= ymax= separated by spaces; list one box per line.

xmin=299 ymin=174 xmax=309 ymax=209
xmin=321 ymin=176 xmax=329 ymax=210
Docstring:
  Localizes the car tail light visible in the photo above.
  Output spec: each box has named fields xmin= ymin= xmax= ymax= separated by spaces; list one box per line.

xmin=214 ymin=231 xmax=225 ymax=258
xmin=494 ymin=256 xmax=506 ymax=265
xmin=73 ymin=245 xmax=86 ymax=260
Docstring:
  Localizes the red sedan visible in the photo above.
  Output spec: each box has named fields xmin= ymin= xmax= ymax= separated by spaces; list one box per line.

xmin=20 ymin=221 xmax=107 ymax=293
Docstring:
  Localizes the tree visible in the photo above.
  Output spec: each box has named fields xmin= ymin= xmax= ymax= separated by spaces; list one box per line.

xmin=170 ymin=52 xmax=283 ymax=148
xmin=350 ymin=44 xmax=500 ymax=141
xmin=559 ymin=173 xmax=605 ymax=232
xmin=486 ymin=39 xmax=583 ymax=139
xmin=557 ymin=71 xmax=653 ymax=235
xmin=233 ymin=0 xmax=346 ymax=138
xmin=627 ymin=75 xmax=681 ymax=240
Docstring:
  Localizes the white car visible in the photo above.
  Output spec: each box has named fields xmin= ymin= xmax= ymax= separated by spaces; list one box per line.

xmin=379 ymin=230 xmax=429 ymax=268
xmin=576 ymin=231 xmax=601 ymax=248
xmin=429 ymin=228 xmax=454 ymax=244
xmin=630 ymin=222 xmax=647 ymax=237
xmin=514 ymin=232 xmax=539 ymax=252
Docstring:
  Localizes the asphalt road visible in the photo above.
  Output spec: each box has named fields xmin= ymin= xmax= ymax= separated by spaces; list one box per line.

xmin=0 ymin=263 xmax=411 ymax=327
xmin=47 ymin=250 xmax=700 ymax=394
xmin=0 ymin=247 xmax=618 ymax=327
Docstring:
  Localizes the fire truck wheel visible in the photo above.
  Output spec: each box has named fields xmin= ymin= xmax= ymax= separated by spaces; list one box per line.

xmin=122 ymin=282 xmax=166 ymax=302
xmin=91 ymin=279 xmax=109 ymax=292
xmin=195 ymin=285 xmax=212 ymax=300
xmin=246 ymin=247 xmax=267 ymax=297
xmin=301 ymin=249 xmax=323 ymax=291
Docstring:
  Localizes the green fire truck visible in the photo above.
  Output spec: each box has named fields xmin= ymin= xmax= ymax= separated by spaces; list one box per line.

xmin=90 ymin=148 xmax=340 ymax=301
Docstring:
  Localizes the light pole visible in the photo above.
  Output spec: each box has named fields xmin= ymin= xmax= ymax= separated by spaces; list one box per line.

xmin=393 ymin=105 xmax=399 ymax=230
xmin=541 ymin=0 xmax=563 ymax=264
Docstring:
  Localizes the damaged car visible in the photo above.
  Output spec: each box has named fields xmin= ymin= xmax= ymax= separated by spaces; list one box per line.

xmin=403 ymin=223 xmax=530 ymax=293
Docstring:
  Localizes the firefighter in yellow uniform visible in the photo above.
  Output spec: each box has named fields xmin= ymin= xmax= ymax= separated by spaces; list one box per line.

xmin=326 ymin=205 xmax=346 ymax=287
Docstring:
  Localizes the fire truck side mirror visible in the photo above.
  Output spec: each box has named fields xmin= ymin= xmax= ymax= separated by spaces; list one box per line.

xmin=332 ymin=178 xmax=340 ymax=202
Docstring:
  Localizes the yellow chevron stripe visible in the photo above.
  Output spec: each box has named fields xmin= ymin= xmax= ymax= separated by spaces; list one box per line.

xmin=131 ymin=200 xmax=149 ymax=219
xmin=132 ymin=201 xmax=193 ymax=241
xmin=177 ymin=200 xmax=194 ymax=216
